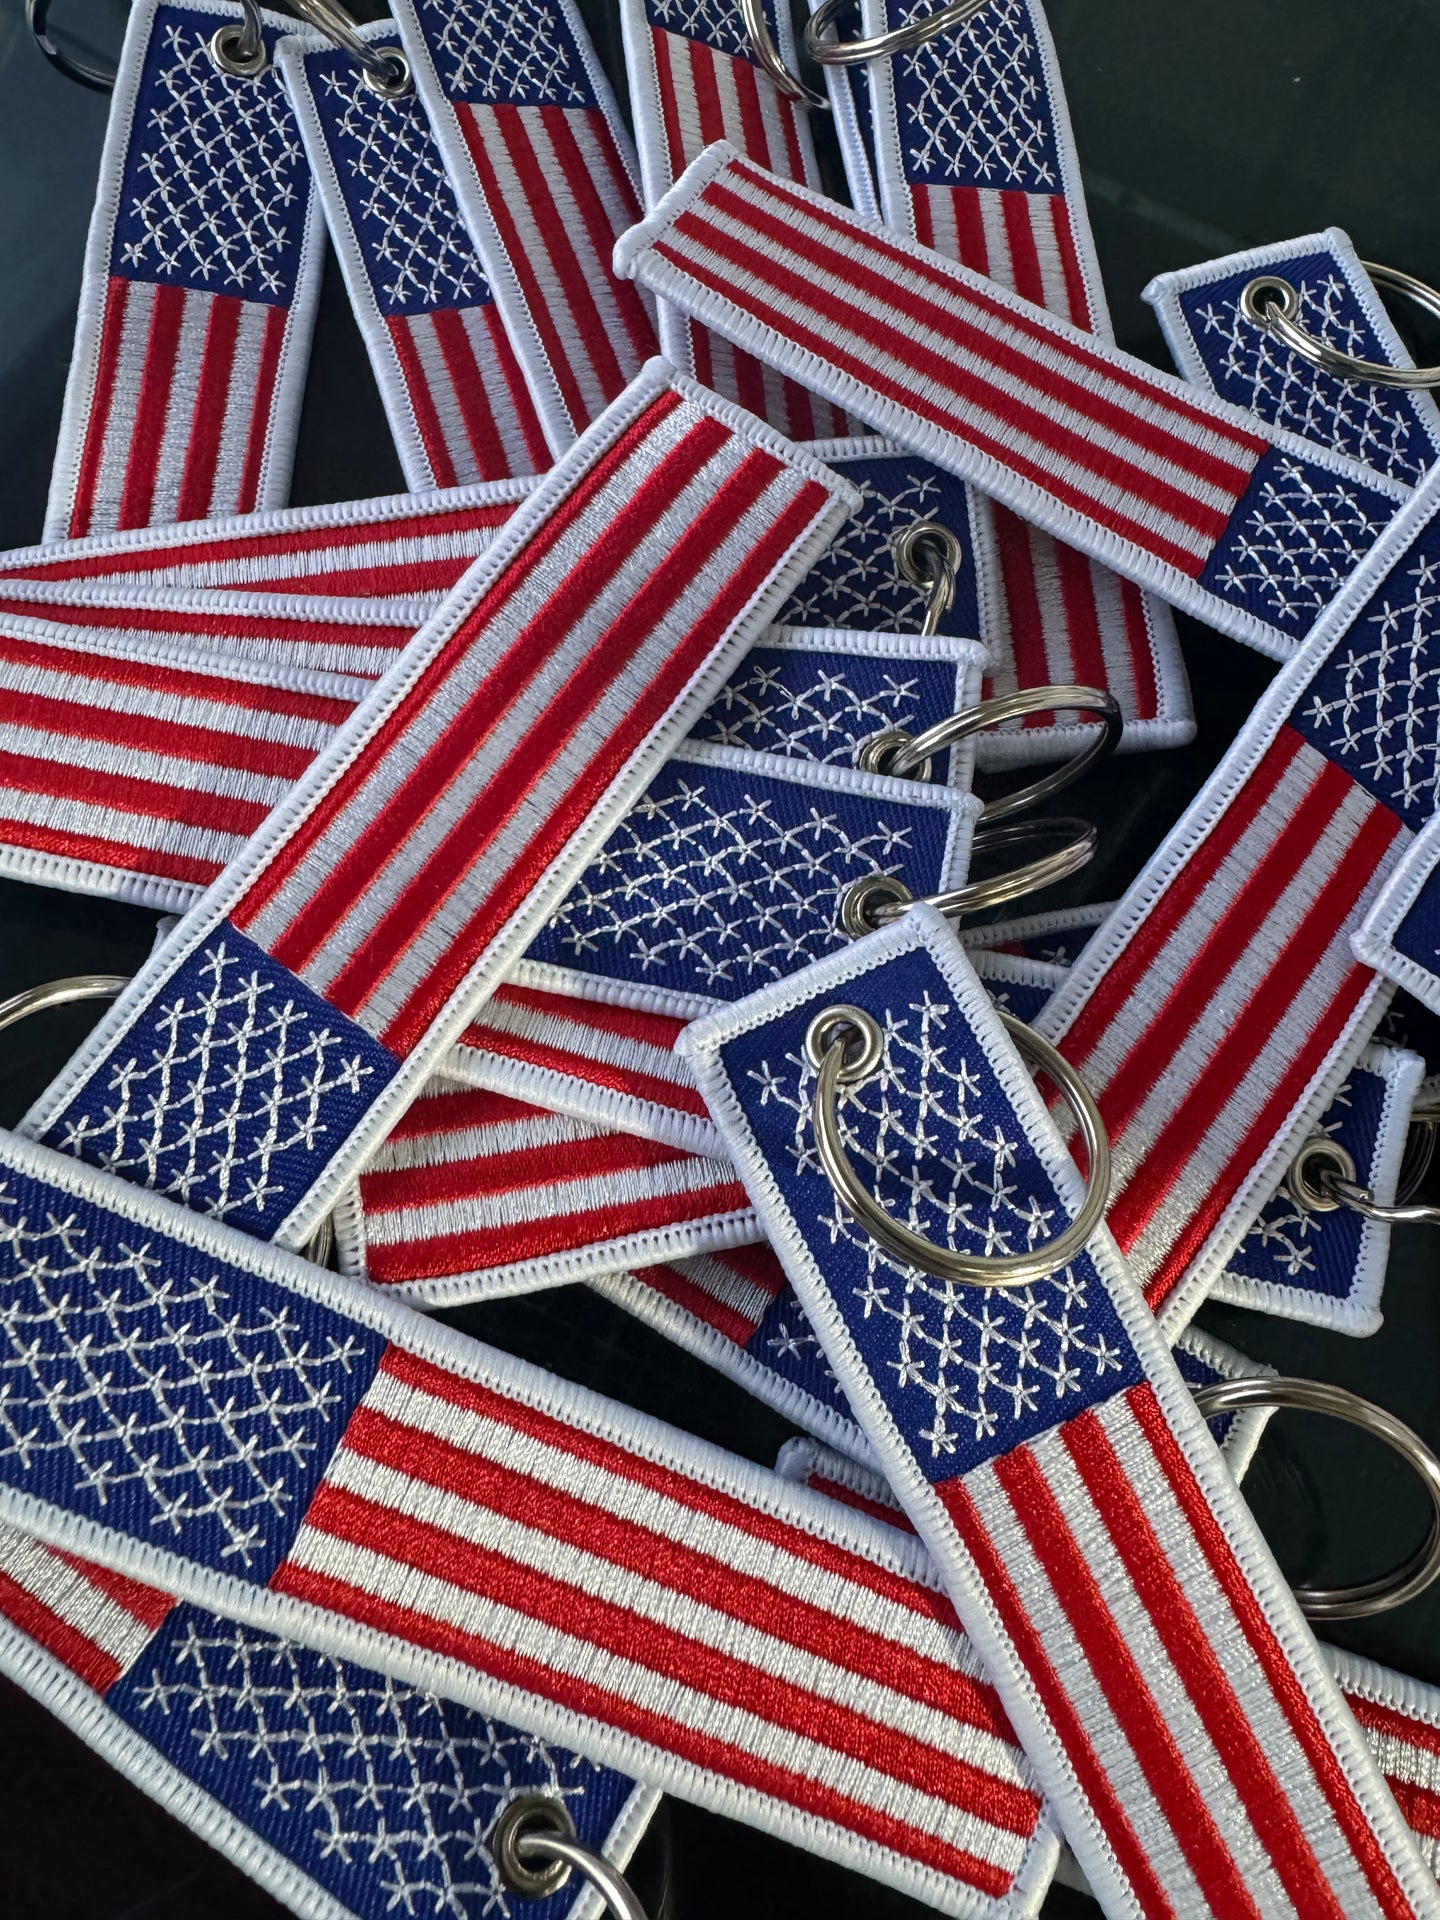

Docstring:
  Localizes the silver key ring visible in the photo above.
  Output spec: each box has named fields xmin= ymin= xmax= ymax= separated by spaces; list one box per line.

xmin=1191 ymin=1377 xmax=1440 ymax=1619
xmin=838 ymin=814 xmax=1097 ymax=934
xmin=856 ymin=684 xmax=1122 ymax=818
xmin=27 ymin=0 xmax=120 ymax=91
xmin=288 ymin=0 xmax=412 ymax=95
xmin=892 ymin=520 xmax=964 ymax=638
xmin=208 ymin=0 xmax=267 ymax=76
xmin=1285 ymin=1134 xmax=1440 ymax=1228
xmin=493 ymin=1794 xmax=648 ymax=1920
xmin=805 ymin=1004 xmax=1111 ymax=1287
xmin=738 ymin=0 xmax=829 ymax=107
xmin=1239 ymin=263 xmax=1440 ymax=391
xmin=0 ymin=973 xmax=335 ymax=1266
xmin=805 ymin=0 xmax=993 ymax=68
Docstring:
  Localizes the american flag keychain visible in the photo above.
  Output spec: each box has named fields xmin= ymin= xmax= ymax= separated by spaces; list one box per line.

xmin=278 ymin=13 xmax=553 ymax=489
xmin=805 ymin=0 xmax=1192 ymax=764
xmin=680 ymin=900 xmax=1440 ymax=1920
xmin=48 ymin=0 xmax=325 ymax=541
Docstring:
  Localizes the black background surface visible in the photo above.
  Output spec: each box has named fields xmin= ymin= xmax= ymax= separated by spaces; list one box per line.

xmin=2 ymin=0 xmax=1439 ymax=1912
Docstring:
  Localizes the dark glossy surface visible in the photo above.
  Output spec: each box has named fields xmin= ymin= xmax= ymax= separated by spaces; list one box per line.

xmin=2 ymin=1 xmax=1440 ymax=1913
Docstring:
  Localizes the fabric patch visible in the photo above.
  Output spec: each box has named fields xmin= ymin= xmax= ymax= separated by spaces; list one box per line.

xmin=959 ymin=901 xmax=1113 ymax=968
xmin=48 ymin=0 xmax=324 ymax=540
xmin=1356 ymin=810 xmax=1440 ymax=1015
xmin=282 ymin=26 xmax=551 ymax=490
xmin=1327 ymin=1647 xmax=1440 ymax=1886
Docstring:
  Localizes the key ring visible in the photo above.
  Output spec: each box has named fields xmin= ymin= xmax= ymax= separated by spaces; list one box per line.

xmin=287 ymin=0 xmax=412 ymax=96
xmin=208 ymin=0 xmax=267 ymax=76
xmin=1285 ymin=1134 xmax=1440 ymax=1228
xmin=805 ymin=1004 xmax=1110 ymax=1286
xmin=27 ymin=0 xmax=120 ymax=90
xmin=892 ymin=521 xmax=964 ymax=637
xmin=857 ymin=685 xmax=1122 ymax=818
xmin=738 ymin=0 xmax=829 ymax=108
xmin=493 ymin=1794 xmax=648 ymax=1920
xmin=1239 ymin=263 xmax=1440 ymax=391
xmin=838 ymin=814 xmax=1097 ymax=934
xmin=0 ymin=973 xmax=335 ymax=1266
xmin=1191 ymin=1377 xmax=1440 ymax=1619
xmin=805 ymin=0 xmax=993 ymax=68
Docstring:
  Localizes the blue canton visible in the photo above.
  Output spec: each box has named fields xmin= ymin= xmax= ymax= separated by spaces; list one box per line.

xmin=0 ymin=1165 xmax=382 ymax=1576
xmin=109 ymin=1606 xmax=634 ymax=1920
xmin=781 ymin=455 xmax=980 ymax=637
xmin=888 ymin=0 xmax=1060 ymax=191
xmin=525 ymin=759 xmax=959 ymax=1000
xmin=1172 ymin=1341 xmax=1241 ymax=1452
xmin=645 ymin=0 xmax=783 ymax=61
xmin=1382 ymin=864 xmax=1440 ymax=1009
xmin=691 ymin=643 xmax=960 ymax=779
xmin=308 ymin=42 xmax=496 ymax=318
xmin=721 ymin=949 xmax=1143 ymax=1476
xmin=1198 ymin=446 xmax=1401 ymax=643
xmin=111 ymin=5 xmax=308 ymax=301
xmin=40 ymin=923 xmax=401 ymax=1238
xmin=1290 ymin=517 xmax=1440 ymax=823
xmin=412 ymin=0 xmax=595 ymax=107
xmin=746 ymin=1281 xmax=856 ymax=1422
xmin=1178 ymin=253 xmax=1440 ymax=486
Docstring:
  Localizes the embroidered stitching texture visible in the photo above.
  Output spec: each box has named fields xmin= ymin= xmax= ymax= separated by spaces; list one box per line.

xmin=750 ymin=989 xmax=1129 ymax=1456
xmin=647 ymin=0 xmax=752 ymax=60
xmin=0 ymin=1173 xmax=380 ymax=1569
xmin=316 ymin=63 xmax=488 ymax=313
xmin=891 ymin=0 xmax=1057 ymax=190
xmin=112 ymin=1609 xmax=618 ymax=1919
xmin=1188 ymin=268 xmax=1432 ymax=486
xmin=529 ymin=774 xmax=929 ymax=993
xmin=694 ymin=654 xmax=936 ymax=762
xmin=43 ymin=929 xmax=397 ymax=1235
xmin=117 ymin=16 xmax=305 ymax=296
xmin=780 ymin=463 xmax=954 ymax=632
xmin=413 ymin=0 xmax=589 ymax=104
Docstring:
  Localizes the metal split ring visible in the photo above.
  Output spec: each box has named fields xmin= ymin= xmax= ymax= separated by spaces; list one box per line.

xmin=1191 ymin=1377 xmax=1440 ymax=1619
xmin=26 ymin=0 xmax=119 ymax=90
xmin=208 ymin=0 xmax=267 ymax=75
xmin=738 ymin=0 xmax=829 ymax=107
xmin=805 ymin=0 xmax=992 ymax=66
xmin=893 ymin=520 xmax=964 ymax=638
xmin=287 ymin=0 xmax=412 ymax=94
xmin=838 ymin=814 xmax=1097 ymax=935
xmin=1285 ymin=1134 xmax=1440 ymax=1228
xmin=805 ymin=1004 xmax=1110 ymax=1286
xmin=857 ymin=684 xmax=1122 ymax=817
xmin=492 ymin=1795 xmax=648 ymax=1920
xmin=0 ymin=973 xmax=335 ymax=1267
xmin=1239 ymin=263 xmax=1440 ymax=391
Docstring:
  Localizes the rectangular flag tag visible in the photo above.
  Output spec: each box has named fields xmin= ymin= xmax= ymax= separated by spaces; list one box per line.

xmin=18 ymin=362 xmax=855 ymax=1248
xmin=615 ymin=144 xmax=1412 ymax=654
xmin=0 ymin=1517 xmax=658 ymax=1920
xmin=0 ymin=475 xmax=534 ymax=601
xmin=280 ymin=24 xmax=552 ymax=490
xmin=0 ymin=1128 xmax=1062 ymax=1919
xmin=48 ymin=0 xmax=325 ymax=541
xmin=681 ymin=902 xmax=1440 ymax=1920
xmin=391 ymin=0 xmax=658 ymax=453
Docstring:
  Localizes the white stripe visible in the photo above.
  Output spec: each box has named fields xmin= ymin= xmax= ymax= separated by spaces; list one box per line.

xmin=1028 ymin=196 xmax=1076 ymax=325
xmin=466 ymin=993 xmax=695 ymax=1089
xmin=660 ymin=30 xmax=704 ymax=177
xmin=147 ymin=288 xmax=213 ymax=524
xmin=370 ymin=1106 xmax=605 ymax=1170
xmin=0 ymin=660 xmax=345 ymax=749
xmin=0 ymin=722 xmax=301 ymax=811
xmin=977 ymin=190 xmax=1012 ymax=293
xmin=0 ymin=1525 xmax=158 ymax=1674
xmin=210 ymin=299 xmax=274 ymax=517
xmin=0 ymin=784 xmax=246 ymax=870
xmin=639 ymin=1249 xmax=779 ymax=1329
xmin=1089 ymin=559 xmax=1140 ymax=719
xmin=89 ymin=279 xmax=161 ymax=534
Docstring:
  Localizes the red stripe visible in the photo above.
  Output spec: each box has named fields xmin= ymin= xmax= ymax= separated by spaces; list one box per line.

xmin=310 ymin=414 xmax=741 ymax=1001
xmin=0 ymin=687 xmax=319 ymax=781
xmin=1058 ymin=726 xmax=1304 ymax=1068
xmin=176 ymin=293 xmax=243 ymax=520
xmin=489 ymin=982 xmax=689 ymax=1048
xmin=364 ymin=1187 xmax=750 ymax=1281
xmin=991 ymin=506 xmax=1049 ymax=692
xmin=0 ymin=592 xmax=411 ymax=651
xmin=0 ymin=1566 xmax=121 ymax=1693
xmin=1000 ymin=191 xmax=1046 ymax=307
xmin=1110 ymin=801 xmax=1399 ymax=1253
xmin=1119 ymin=578 xmax=1158 ymax=720
xmin=0 ymin=748 xmax=267 ymax=836
xmin=116 ymin=284 xmax=187 ymax=531
xmin=731 ymin=54 xmax=773 ymax=170
xmin=375 ymin=1345 xmax=967 ymax=1627
xmin=809 ymin=1475 xmax=914 ymax=1534
xmin=1127 ymin=1387 xmax=1421 ymax=1920
xmin=303 ymin=1438 xmax=1027 ymax=1796
xmin=384 ymin=1085 xmax=547 ymax=1139
xmin=1345 ymin=1693 xmax=1440 ymax=1765
xmin=0 ymin=631 xmax=355 ymax=722
xmin=430 ymin=307 xmax=511 ymax=483
xmin=379 ymin=474 xmax=827 ymax=1052
xmin=1063 ymin=1399 xmax=1351 ymax=1920
xmin=728 ymin=157 xmax=1266 ymax=452
xmin=688 ymin=33 xmax=728 ymax=146
xmin=653 ymin=234 xmax=1223 ymax=579
xmin=481 ymin=305 xmax=551 ymax=473
xmin=389 ymin=315 xmax=459 ymax=489
xmin=946 ymin=189 xmax=990 ymax=276
xmin=1053 ymin=540 xmax=1107 ymax=691
xmin=362 ymin=1127 xmax=705 ymax=1210
xmin=270 ymin=1557 xmax=1019 ymax=1896
xmin=48 ymin=1551 xmax=173 ymax=1629
xmin=68 ymin=277 xmax=131 ymax=538
xmin=233 ymin=391 xmax=684 ymax=934
xmin=939 ymin=1475 xmax=1176 ymax=1916
xmin=236 ymin=305 xmax=288 ymax=513
xmin=990 ymin=1445 xmax=1268 ymax=1920
xmin=653 ymin=27 xmax=688 ymax=180
xmin=541 ymin=105 xmax=653 ymax=370
xmin=679 ymin=186 xmax=1251 ymax=527
xmin=707 ymin=1241 xmax=788 ymax=1299
xmin=1388 ymin=1778 xmax=1440 ymax=1845
xmin=0 ymin=813 xmax=224 ymax=887
xmin=460 ymin=1025 xmax=711 ymax=1117
xmin=1049 ymin=198 xmax=1093 ymax=332
xmin=635 ymin=1259 xmax=766 ymax=1346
